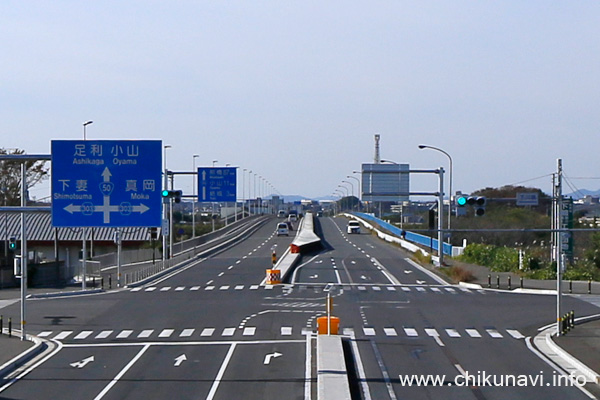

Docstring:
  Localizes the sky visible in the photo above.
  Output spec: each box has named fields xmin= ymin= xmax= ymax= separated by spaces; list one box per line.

xmin=2 ymin=1 xmax=599 ymax=201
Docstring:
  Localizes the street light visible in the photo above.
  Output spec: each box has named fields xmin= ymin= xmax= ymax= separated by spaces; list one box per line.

xmin=163 ymin=145 xmax=172 ymax=261
xmin=212 ymin=160 xmax=218 ymax=167
xmin=192 ymin=154 xmax=199 ymax=238
xmin=419 ymin=145 xmax=453 ymax=244
xmin=83 ymin=121 xmax=93 ymax=140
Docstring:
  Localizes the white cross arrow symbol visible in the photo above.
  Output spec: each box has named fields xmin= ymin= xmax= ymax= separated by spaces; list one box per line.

xmin=263 ymin=352 xmax=282 ymax=365
xmin=174 ymin=354 xmax=187 ymax=367
xmin=70 ymin=356 xmax=94 ymax=369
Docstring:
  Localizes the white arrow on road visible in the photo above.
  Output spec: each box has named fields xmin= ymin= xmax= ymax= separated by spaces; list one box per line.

xmin=404 ymin=270 xmax=413 ymax=274
xmin=70 ymin=356 xmax=95 ymax=369
xmin=174 ymin=354 xmax=187 ymax=367
xmin=416 ymin=280 xmax=426 ymax=284
xmin=263 ymin=352 xmax=282 ymax=365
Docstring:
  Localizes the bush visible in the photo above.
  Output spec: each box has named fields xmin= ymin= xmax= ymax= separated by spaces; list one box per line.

xmin=445 ymin=266 xmax=476 ymax=283
xmin=459 ymin=244 xmax=519 ymax=272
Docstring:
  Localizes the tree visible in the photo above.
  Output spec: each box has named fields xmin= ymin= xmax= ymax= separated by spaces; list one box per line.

xmin=0 ymin=148 xmax=49 ymax=206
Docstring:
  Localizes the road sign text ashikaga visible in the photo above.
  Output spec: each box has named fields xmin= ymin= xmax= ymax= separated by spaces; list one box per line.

xmin=51 ymin=140 xmax=162 ymax=228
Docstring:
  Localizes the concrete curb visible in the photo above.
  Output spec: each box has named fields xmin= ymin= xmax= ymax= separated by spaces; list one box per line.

xmin=542 ymin=327 xmax=600 ymax=384
xmin=0 ymin=334 xmax=46 ymax=379
xmin=27 ymin=288 xmax=104 ymax=299
xmin=317 ymin=335 xmax=351 ymax=400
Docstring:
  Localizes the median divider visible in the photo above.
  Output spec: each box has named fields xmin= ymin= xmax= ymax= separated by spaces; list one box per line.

xmin=317 ymin=335 xmax=352 ymax=400
xmin=262 ymin=212 xmax=321 ymax=285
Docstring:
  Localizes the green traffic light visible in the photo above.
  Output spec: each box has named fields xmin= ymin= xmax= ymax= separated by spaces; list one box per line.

xmin=161 ymin=190 xmax=170 ymax=197
xmin=457 ymin=196 xmax=467 ymax=206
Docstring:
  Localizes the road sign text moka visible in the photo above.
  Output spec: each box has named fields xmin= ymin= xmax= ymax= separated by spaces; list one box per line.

xmin=51 ymin=140 xmax=162 ymax=227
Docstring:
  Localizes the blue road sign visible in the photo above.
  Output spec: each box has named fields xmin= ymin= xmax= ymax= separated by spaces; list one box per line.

xmin=198 ymin=167 xmax=237 ymax=202
xmin=51 ymin=140 xmax=162 ymax=227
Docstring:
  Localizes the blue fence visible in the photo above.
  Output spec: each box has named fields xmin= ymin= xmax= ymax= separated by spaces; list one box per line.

xmin=353 ymin=212 xmax=453 ymax=256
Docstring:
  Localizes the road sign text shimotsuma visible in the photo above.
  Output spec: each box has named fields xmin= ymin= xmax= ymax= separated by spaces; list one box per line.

xmin=51 ymin=140 xmax=162 ymax=227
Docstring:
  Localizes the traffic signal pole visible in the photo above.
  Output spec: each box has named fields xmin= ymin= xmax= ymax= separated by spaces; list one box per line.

xmin=20 ymin=162 xmax=27 ymax=340
xmin=438 ymin=167 xmax=444 ymax=267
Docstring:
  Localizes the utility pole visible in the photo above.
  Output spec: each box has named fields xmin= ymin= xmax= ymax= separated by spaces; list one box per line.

xmin=554 ymin=159 xmax=563 ymax=336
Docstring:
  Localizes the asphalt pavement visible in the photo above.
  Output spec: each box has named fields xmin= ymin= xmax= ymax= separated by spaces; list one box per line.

xmin=1 ymin=246 xmax=600 ymax=396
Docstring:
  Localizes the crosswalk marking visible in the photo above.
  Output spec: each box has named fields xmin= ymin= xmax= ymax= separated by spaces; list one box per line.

xmin=506 ymin=329 xmax=525 ymax=339
xmin=384 ymin=327 xmax=397 ymax=336
xmin=416 ymin=287 xmax=426 ymax=292
xmin=445 ymin=329 xmax=461 ymax=338
xmin=180 ymin=329 xmax=195 ymax=337
xmin=175 ymin=287 xmax=185 ymax=291
xmin=363 ymin=327 xmax=376 ymax=336
xmin=205 ymin=286 xmax=215 ymax=291
xmin=404 ymin=328 xmax=419 ymax=337
xmin=444 ymin=288 xmax=456 ymax=293
xmin=466 ymin=329 xmax=482 ymax=338
xmin=222 ymin=328 xmax=236 ymax=337
xmin=95 ymin=330 xmax=113 ymax=339
xmin=130 ymin=287 xmax=142 ymax=292
xmin=235 ymin=285 xmax=244 ymax=290
xmin=190 ymin=286 xmax=200 ymax=291
xmin=138 ymin=330 xmax=153 ymax=338
xmin=54 ymin=331 xmax=73 ymax=340
xmin=201 ymin=328 xmax=215 ymax=337
xmin=425 ymin=328 xmax=440 ymax=337
xmin=117 ymin=330 xmax=133 ymax=339
xmin=219 ymin=286 xmax=230 ymax=291
xmin=160 ymin=287 xmax=171 ymax=292
xmin=37 ymin=326 xmax=526 ymax=342
xmin=145 ymin=287 xmax=156 ymax=292
xmin=159 ymin=329 xmax=174 ymax=338
xmin=486 ymin=329 xmax=503 ymax=339
xmin=280 ymin=327 xmax=292 ymax=336
xmin=401 ymin=287 xmax=411 ymax=292
xmin=250 ymin=285 xmax=259 ymax=290
xmin=430 ymin=288 xmax=442 ymax=293
xmin=74 ymin=331 xmax=93 ymax=340
xmin=243 ymin=327 xmax=256 ymax=336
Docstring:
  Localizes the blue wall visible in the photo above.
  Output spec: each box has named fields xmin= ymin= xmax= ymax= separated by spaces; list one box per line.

xmin=353 ymin=212 xmax=453 ymax=256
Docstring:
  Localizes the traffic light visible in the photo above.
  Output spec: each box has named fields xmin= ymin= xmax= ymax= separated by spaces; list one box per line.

xmin=455 ymin=195 xmax=486 ymax=216
xmin=473 ymin=196 xmax=486 ymax=216
xmin=8 ymin=236 xmax=17 ymax=251
xmin=161 ymin=190 xmax=182 ymax=203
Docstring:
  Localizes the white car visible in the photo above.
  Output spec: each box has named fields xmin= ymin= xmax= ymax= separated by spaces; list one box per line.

xmin=347 ymin=220 xmax=361 ymax=234
xmin=277 ymin=222 xmax=290 ymax=236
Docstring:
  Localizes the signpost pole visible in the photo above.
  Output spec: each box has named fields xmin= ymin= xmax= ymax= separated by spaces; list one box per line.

xmin=438 ymin=167 xmax=444 ymax=266
xmin=20 ymin=163 xmax=27 ymax=340
xmin=82 ymin=228 xmax=87 ymax=290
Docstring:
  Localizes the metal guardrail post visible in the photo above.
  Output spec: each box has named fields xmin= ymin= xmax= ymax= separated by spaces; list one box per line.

xmin=508 ymin=276 xmax=511 ymax=290
xmin=487 ymin=274 xmax=491 ymax=288
xmin=496 ymin=275 xmax=500 ymax=289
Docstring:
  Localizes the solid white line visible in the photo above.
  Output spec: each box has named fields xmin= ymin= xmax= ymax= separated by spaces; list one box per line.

xmin=454 ymin=363 xmax=467 ymax=377
xmin=304 ymin=332 xmax=312 ymax=400
xmin=349 ymin=332 xmax=372 ymax=400
xmin=93 ymin=344 xmax=150 ymax=400
xmin=525 ymin=337 xmax=596 ymax=399
xmin=206 ymin=343 xmax=237 ymax=400
xmin=404 ymin=258 xmax=449 ymax=285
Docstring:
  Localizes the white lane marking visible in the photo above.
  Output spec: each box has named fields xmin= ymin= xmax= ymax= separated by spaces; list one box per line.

xmin=160 ymin=287 xmax=171 ymax=292
xmin=201 ymin=328 xmax=215 ymax=337
xmin=159 ymin=329 xmax=174 ymax=338
xmin=219 ymin=286 xmax=230 ymax=291
xmin=144 ymin=287 xmax=156 ymax=292
xmin=243 ymin=327 xmax=256 ymax=336
xmin=54 ymin=331 xmax=73 ymax=340
xmin=507 ymin=329 xmax=525 ymax=339
xmin=205 ymin=286 xmax=215 ymax=291
xmin=180 ymin=329 xmax=195 ymax=337
xmin=138 ymin=330 xmax=153 ymax=338
xmin=445 ymin=329 xmax=461 ymax=338
xmin=486 ymin=329 xmax=503 ymax=339
xmin=250 ymin=285 xmax=259 ymax=290
xmin=363 ymin=327 xmax=376 ymax=336
xmin=95 ymin=330 xmax=113 ymax=339
xmin=130 ymin=287 xmax=142 ymax=292
xmin=384 ymin=328 xmax=398 ymax=337
xmin=430 ymin=287 xmax=442 ymax=293
xmin=93 ymin=344 xmax=150 ymax=400
xmin=38 ymin=331 xmax=53 ymax=337
xmin=116 ymin=330 xmax=133 ymax=339
xmin=404 ymin=328 xmax=418 ymax=337
xmin=416 ymin=287 xmax=426 ymax=292
xmin=401 ymin=287 xmax=411 ymax=292
xmin=175 ymin=287 xmax=185 ymax=291
xmin=190 ymin=286 xmax=201 ymax=291
xmin=206 ymin=343 xmax=237 ymax=400
xmin=404 ymin=257 xmax=449 ymax=285
xmin=466 ymin=329 xmax=482 ymax=338
xmin=235 ymin=285 xmax=244 ymax=290
xmin=281 ymin=327 xmax=292 ymax=336
xmin=74 ymin=331 xmax=93 ymax=340
xmin=222 ymin=328 xmax=236 ymax=337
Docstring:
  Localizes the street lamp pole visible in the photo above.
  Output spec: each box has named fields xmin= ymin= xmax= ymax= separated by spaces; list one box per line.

xmin=419 ymin=145 xmax=453 ymax=244
xmin=192 ymin=155 xmax=199 ymax=238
